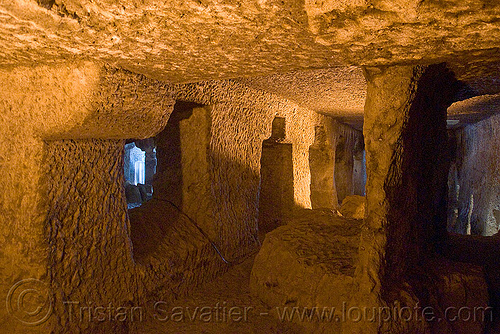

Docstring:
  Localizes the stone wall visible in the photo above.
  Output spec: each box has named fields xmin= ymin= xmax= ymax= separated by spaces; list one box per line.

xmin=44 ymin=139 xmax=139 ymax=333
xmin=171 ymin=80 xmax=326 ymax=238
xmin=346 ymin=64 xmax=476 ymax=334
xmin=333 ymin=122 xmax=364 ymax=203
xmin=0 ymin=61 xmax=332 ymax=333
xmin=448 ymin=114 xmax=500 ymax=236
xmin=378 ymin=64 xmax=459 ymax=333
xmin=128 ymin=79 xmax=330 ymax=310
xmin=0 ymin=63 xmax=175 ymax=333
xmin=0 ymin=63 xmax=99 ymax=333
xmin=129 ymin=101 xmax=226 ymax=303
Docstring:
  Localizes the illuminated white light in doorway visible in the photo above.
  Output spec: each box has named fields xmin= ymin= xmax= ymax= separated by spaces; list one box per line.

xmin=134 ymin=160 xmax=145 ymax=185
xmin=128 ymin=143 xmax=145 ymax=185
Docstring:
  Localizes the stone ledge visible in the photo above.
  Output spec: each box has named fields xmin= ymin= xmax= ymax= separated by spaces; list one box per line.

xmin=250 ymin=210 xmax=361 ymax=332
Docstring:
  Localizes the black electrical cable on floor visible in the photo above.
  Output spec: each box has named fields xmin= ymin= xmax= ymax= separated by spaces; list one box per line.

xmin=153 ymin=198 xmax=230 ymax=265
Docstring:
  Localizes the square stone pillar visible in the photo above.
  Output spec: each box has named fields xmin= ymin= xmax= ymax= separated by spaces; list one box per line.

xmin=259 ymin=117 xmax=295 ymax=232
xmin=309 ymin=125 xmax=338 ymax=209
xmin=45 ymin=139 xmax=140 ymax=333
xmin=345 ymin=64 xmax=465 ymax=333
xmin=153 ymin=102 xmax=216 ymax=239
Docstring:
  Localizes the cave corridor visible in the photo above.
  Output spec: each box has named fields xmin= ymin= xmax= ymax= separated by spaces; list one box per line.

xmin=1 ymin=1 xmax=500 ymax=333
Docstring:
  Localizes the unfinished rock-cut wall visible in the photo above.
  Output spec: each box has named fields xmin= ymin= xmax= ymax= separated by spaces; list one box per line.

xmin=129 ymin=101 xmax=226 ymax=303
xmin=45 ymin=139 xmax=138 ymax=333
xmin=172 ymin=80 xmax=326 ymax=242
xmin=309 ymin=124 xmax=338 ymax=210
xmin=347 ymin=64 xmax=488 ymax=334
xmin=0 ymin=62 xmax=175 ymax=333
xmin=120 ymin=78 xmax=334 ymax=323
xmin=448 ymin=113 xmax=500 ymax=236
xmin=0 ymin=59 xmax=336 ymax=333
xmin=0 ymin=62 xmax=99 ymax=333
xmin=333 ymin=121 xmax=364 ymax=203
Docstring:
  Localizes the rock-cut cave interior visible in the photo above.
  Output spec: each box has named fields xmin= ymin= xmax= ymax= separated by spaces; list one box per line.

xmin=2 ymin=1 xmax=500 ymax=333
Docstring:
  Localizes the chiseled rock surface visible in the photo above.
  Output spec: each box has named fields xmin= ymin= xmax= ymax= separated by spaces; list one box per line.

xmin=339 ymin=195 xmax=365 ymax=219
xmin=434 ymin=260 xmax=490 ymax=334
xmin=250 ymin=209 xmax=361 ymax=333
xmin=129 ymin=198 xmax=227 ymax=304
xmin=250 ymin=208 xmax=490 ymax=334
xmin=0 ymin=62 xmax=174 ymax=333
xmin=0 ymin=0 xmax=499 ymax=83
xmin=45 ymin=139 xmax=140 ymax=333
xmin=448 ymin=113 xmax=500 ymax=235
xmin=0 ymin=61 xmax=330 ymax=333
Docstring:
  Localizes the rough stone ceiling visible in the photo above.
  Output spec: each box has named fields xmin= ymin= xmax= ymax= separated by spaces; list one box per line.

xmin=238 ymin=65 xmax=500 ymax=130
xmin=238 ymin=66 xmax=367 ymax=116
xmin=1 ymin=0 xmax=500 ymax=84
xmin=237 ymin=66 xmax=367 ymax=129
xmin=2 ymin=0 xmax=500 ymax=129
xmin=447 ymin=93 xmax=500 ymax=126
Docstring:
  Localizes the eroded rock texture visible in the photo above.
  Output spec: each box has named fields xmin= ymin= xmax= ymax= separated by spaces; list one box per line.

xmin=259 ymin=118 xmax=295 ymax=233
xmin=339 ymin=195 xmax=365 ymax=219
xmin=45 ymin=139 xmax=138 ymax=333
xmin=347 ymin=64 xmax=489 ymax=333
xmin=250 ymin=209 xmax=361 ymax=333
xmin=448 ymin=113 xmax=500 ymax=236
xmin=1 ymin=0 xmax=500 ymax=83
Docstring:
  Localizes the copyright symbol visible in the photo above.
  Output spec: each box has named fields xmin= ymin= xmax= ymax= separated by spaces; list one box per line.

xmin=6 ymin=278 xmax=52 ymax=326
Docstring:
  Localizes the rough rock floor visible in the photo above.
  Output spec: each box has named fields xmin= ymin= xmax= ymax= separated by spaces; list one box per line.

xmin=135 ymin=254 xmax=301 ymax=334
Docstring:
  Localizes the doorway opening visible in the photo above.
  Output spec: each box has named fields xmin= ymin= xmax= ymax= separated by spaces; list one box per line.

xmin=124 ymin=138 xmax=156 ymax=209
